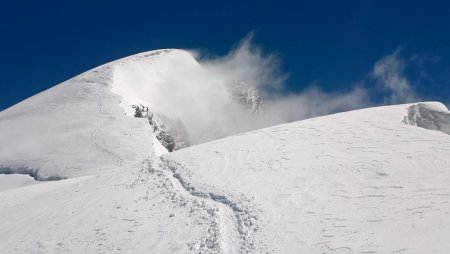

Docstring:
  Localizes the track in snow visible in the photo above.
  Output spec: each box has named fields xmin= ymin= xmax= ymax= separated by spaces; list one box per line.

xmin=89 ymin=80 xmax=123 ymax=167
xmin=153 ymin=157 xmax=259 ymax=253
xmin=91 ymin=125 xmax=123 ymax=167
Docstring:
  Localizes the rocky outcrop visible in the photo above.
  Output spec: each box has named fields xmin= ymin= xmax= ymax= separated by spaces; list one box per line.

xmin=132 ymin=105 xmax=189 ymax=152
xmin=226 ymin=81 xmax=264 ymax=114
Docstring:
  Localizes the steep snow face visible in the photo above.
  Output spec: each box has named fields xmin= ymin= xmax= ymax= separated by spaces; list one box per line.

xmin=166 ymin=102 xmax=450 ymax=253
xmin=111 ymin=49 xmax=265 ymax=146
xmin=0 ymin=62 xmax=156 ymax=179
xmin=111 ymin=49 xmax=202 ymax=116
xmin=0 ymin=48 xmax=264 ymax=179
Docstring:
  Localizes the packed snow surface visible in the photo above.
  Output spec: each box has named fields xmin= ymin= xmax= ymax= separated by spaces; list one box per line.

xmin=166 ymin=102 xmax=450 ymax=253
xmin=1 ymin=49 xmax=450 ymax=253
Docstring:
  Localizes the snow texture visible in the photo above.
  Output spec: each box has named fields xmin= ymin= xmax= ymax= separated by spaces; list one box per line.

xmin=166 ymin=102 xmax=450 ymax=253
xmin=0 ymin=60 xmax=155 ymax=179
xmin=1 ymin=49 xmax=450 ymax=253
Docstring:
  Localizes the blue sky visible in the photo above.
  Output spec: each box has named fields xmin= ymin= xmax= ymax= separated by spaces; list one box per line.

xmin=1 ymin=0 xmax=450 ymax=111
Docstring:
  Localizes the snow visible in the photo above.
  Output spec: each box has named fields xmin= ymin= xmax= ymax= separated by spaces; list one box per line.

xmin=0 ymin=166 xmax=210 ymax=253
xmin=0 ymin=56 xmax=157 ymax=179
xmin=110 ymin=49 xmax=267 ymax=146
xmin=153 ymin=134 xmax=169 ymax=156
xmin=0 ymin=174 xmax=38 ymax=192
xmin=1 ymin=49 xmax=450 ymax=253
xmin=111 ymin=49 xmax=201 ymax=117
xmin=165 ymin=102 xmax=450 ymax=253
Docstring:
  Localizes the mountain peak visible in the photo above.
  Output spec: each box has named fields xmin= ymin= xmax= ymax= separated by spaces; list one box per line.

xmin=2 ymin=48 xmax=450 ymax=253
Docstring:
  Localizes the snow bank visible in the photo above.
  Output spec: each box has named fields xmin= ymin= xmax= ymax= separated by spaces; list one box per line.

xmin=0 ymin=174 xmax=39 ymax=192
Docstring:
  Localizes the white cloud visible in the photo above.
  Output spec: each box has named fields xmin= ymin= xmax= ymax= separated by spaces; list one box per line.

xmin=199 ymin=34 xmax=287 ymax=91
xmin=186 ymin=39 xmax=420 ymax=143
xmin=116 ymin=36 xmax=423 ymax=146
xmin=263 ymin=86 xmax=369 ymax=123
xmin=371 ymin=49 xmax=418 ymax=104
xmin=194 ymin=36 xmax=371 ymax=131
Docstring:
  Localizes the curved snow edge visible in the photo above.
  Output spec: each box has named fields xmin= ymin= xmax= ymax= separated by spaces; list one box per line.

xmin=0 ymin=166 xmax=66 ymax=181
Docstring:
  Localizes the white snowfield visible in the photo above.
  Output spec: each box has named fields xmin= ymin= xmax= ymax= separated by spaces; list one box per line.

xmin=0 ymin=56 xmax=155 ymax=179
xmin=1 ymin=49 xmax=450 ymax=253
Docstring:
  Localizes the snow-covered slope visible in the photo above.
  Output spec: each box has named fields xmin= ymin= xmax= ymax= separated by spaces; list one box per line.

xmin=0 ymin=49 xmax=267 ymax=179
xmin=1 ymin=49 xmax=450 ymax=253
xmin=164 ymin=102 xmax=450 ymax=253
xmin=111 ymin=49 xmax=267 ymax=147
xmin=0 ymin=55 xmax=156 ymax=179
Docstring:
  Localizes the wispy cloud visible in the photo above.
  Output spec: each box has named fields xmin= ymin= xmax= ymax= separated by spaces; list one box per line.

xmin=196 ymin=35 xmax=370 ymax=127
xmin=195 ymin=41 xmax=424 ymax=136
xmin=188 ymin=39 xmax=424 ymax=143
xmin=199 ymin=33 xmax=287 ymax=91
xmin=115 ymin=35 xmax=427 ymax=145
xmin=371 ymin=49 xmax=418 ymax=104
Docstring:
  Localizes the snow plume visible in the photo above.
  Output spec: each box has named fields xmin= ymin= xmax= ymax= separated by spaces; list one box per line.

xmin=262 ymin=87 xmax=369 ymax=123
xmin=195 ymin=36 xmax=369 ymax=128
xmin=112 ymin=38 xmax=420 ymax=146
xmin=371 ymin=49 xmax=418 ymax=104
xmin=199 ymin=35 xmax=287 ymax=91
